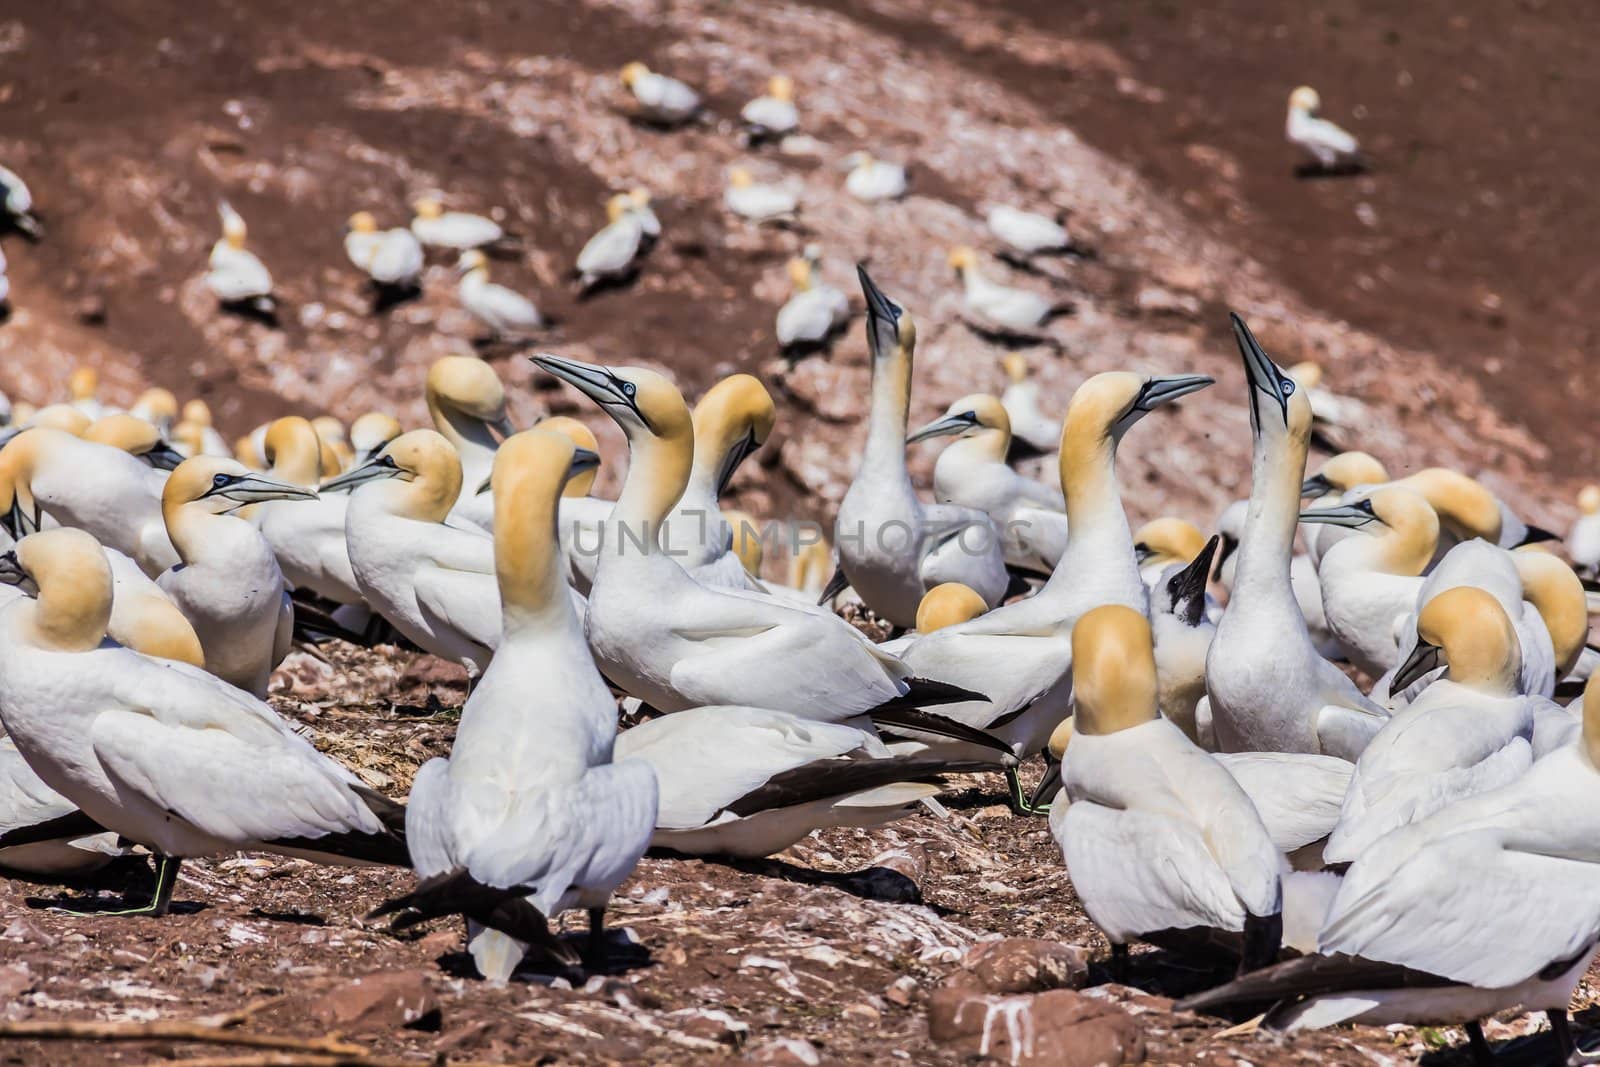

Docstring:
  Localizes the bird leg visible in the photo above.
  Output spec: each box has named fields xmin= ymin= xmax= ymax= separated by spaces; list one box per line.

xmin=1006 ymin=766 xmax=1049 ymax=817
xmin=1464 ymin=1020 xmax=1494 ymax=1066
xmin=1550 ymin=1009 xmax=1600 ymax=1064
xmin=55 ymin=855 xmax=182 ymax=917
xmin=585 ymin=907 xmax=608 ymax=976
xmin=1108 ymin=943 xmax=1129 ymax=984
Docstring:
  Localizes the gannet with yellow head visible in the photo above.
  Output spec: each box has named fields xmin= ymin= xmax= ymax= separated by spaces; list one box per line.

xmin=205 ymin=200 xmax=275 ymax=314
xmin=424 ymin=356 xmax=513 ymax=527
xmin=724 ymin=166 xmax=799 ymax=223
xmin=1286 ymin=85 xmax=1361 ymax=171
xmin=253 ymin=417 xmax=364 ymax=606
xmin=343 ymin=211 xmax=423 ymax=292
xmin=576 ymin=191 xmax=648 ymax=289
xmin=948 ymin=246 xmax=1052 ymax=333
xmin=456 ymin=249 xmax=542 ymax=340
xmin=775 ymin=244 xmax=850 ymax=351
xmin=410 ymin=194 xmax=505 ymax=251
xmin=740 ymin=74 xmax=799 ymax=139
xmin=618 ymin=61 xmax=700 ymax=124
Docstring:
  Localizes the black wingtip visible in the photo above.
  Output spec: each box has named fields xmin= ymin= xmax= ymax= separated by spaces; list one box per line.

xmin=869 ymin=705 xmax=1015 ymax=759
xmin=1515 ymin=524 xmax=1560 ymax=547
xmin=817 ymin=564 xmax=850 ymax=606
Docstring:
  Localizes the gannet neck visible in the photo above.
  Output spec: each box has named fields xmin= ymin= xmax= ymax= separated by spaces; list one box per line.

xmin=427 ymin=393 xmax=499 ymax=458
xmin=14 ymin=529 xmax=113 ymax=652
xmin=493 ymin=433 xmax=578 ymax=630
xmin=1050 ymin=392 xmax=1136 ymax=596
xmin=1396 ymin=468 xmax=1502 ymax=543
xmin=163 ymin=499 xmax=243 ymax=564
xmin=611 ymin=409 xmax=693 ymax=544
xmin=1584 ymin=675 xmax=1600 ymax=770
xmin=0 ymin=428 xmax=44 ymax=521
xmin=1231 ymin=422 xmax=1308 ymax=616
xmin=1071 ymin=604 xmax=1159 ymax=735
xmin=1513 ymin=550 xmax=1588 ymax=676
xmin=861 ymin=345 xmax=912 ymax=485
xmin=263 ymin=417 xmax=324 ymax=489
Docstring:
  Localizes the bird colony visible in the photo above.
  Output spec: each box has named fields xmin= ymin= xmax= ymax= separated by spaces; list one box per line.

xmin=0 ymin=73 xmax=1593 ymax=1066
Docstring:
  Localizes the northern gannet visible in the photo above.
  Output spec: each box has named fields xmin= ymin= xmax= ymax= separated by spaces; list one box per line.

xmin=740 ymin=75 xmax=798 ymax=140
xmin=326 ymin=430 xmax=499 ymax=674
xmin=373 ymin=431 xmax=656 ymax=982
xmin=663 ymin=374 xmax=775 ymax=591
xmin=842 ymin=151 xmax=907 ymax=202
xmin=948 ymin=247 xmax=1053 ymax=333
xmin=1179 ymin=672 xmax=1600 ymax=1061
xmin=984 ymin=204 xmax=1070 ymax=256
xmin=1384 ymin=466 xmax=1556 ymax=555
xmin=1133 ymin=516 xmax=1207 ymax=587
xmin=311 ymin=416 xmax=352 ymax=473
xmin=531 ymin=352 xmax=953 ymax=722
xmin=775 ymin=245 xmax=849 ymax=352
xmin=576 ymin=193 xmax=647 ymax=289
xmin=0 ymin=734 xmax=122 ymax=876
xmin=1300 ymin=449 xmax=1389 ymax=566
xmin=1569 ymin=485 xmax=1600 ymax=581
xmin=997 ymin=353 xmax=1060 ymax=457
xmin=67 ymin=366 xmax=107 ymax=421
xmin=1148 ymin=538 xmax=1221 ymax=745
xmin=205 ymin=201 xmax=275 ymax=315
xmin=834 ymin=269 xmax=1009 ymax=626
xmin=619 ymin=62 xmax=700 ymax=125
xmin=1286 ymin=86 xmax=1362 ymax=172
xmin=1512 ymin=548 xmax=1589 ymax=682
xmin=1205 ymin=314 xmax=1387 ymax=758
xmin=1299 ymin=487 xmax=1439 ymax=678
xmin=130 ymin=387 xmax=180 ymax=437
xmin=1322 ymin=586 xmax=1540 ymax=866
xmin=349 ymin=411 xmax=403 ymax=464
xmin=157 ymin=458 xmax=314 ymax=696
xmin=425 ymin=355 xmax=512 ymax=523
xmin=255 ymin=417 xmax=363 ymax=606
xmin=0 ymin=527 xmax=407 ymax=915
xmin=0 ymin=164 xmax=40 ymax=239
xmin=344 ymin=211 xmax=423 ymax=293
xmin=83 ymin=414 xmax=186 ymax=470
xmin=907 ymin=393 xmax=1067 ymax=574
xmin=724 ymin=167 xmax=799 ymax=223
xmin=180 ymin=399 xmax=232 ymax=457
xmin=1050 ymin=606 xmax=1283 ymax=976
xmin=410 ymin=196 xmax=505 ymax=251
xmin=915 ymin=582 xmax=988 ymax=634
xmin=0 ymin=427 xmax=178 ymax=577
xmin=23 ymin=403 xmax=91 ymax=436
xmin=457 ymin=250 xmax=542 ymax=340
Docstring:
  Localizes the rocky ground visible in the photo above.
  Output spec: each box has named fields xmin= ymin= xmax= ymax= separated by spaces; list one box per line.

xmin=0 ymin=1 xmax=1596 ymax=1063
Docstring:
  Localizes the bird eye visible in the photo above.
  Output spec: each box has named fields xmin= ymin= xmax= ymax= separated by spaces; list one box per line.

xmin=621 ymin=382 xmax=637 ymax=398
xmin=1280 ymin=380 xmax=1296 ymax=396
xmin=212 ymin=473 xmax=231 ymax=488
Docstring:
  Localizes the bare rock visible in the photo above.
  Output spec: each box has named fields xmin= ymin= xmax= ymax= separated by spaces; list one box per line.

xmin=947 ymin=937 xmax=1090 ymax=994
xmin=775 ymin=359 xmax=866 ymax=424
xmin=0 ymin=962 xmax=32 ymax=998
xmin=309 ymin=970 xmax=441 ymax=1034
xmin=744 ymin=1036 xmax=822 ymax=1066
xmin=666 ymin=1007 xmax=749 ymax=1048
xmin=927 ymin=987 xmax=1144 ymax=1066
xmin=1134 ymin=285 xmax=1202 ymax=320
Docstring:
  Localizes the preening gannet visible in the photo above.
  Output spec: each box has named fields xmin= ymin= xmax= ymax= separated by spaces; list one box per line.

xmin=349 ymin=411 xmax=403 ymax=465
xmin=741 ymin=75 xmax=799 ymax=139
xmin=834 ymin=268 xmax=1009 ymax=627
xmin=619 ymin=61 xmax=701 ymax=125
xmin=1179 ymin=672 xmax=1600 ymax=1062
xmin=326 ymin=430 xmax=499 ymax=674
xmin=531 ymin=352 xmax=958 ymax=722
xmin=916 ymin=582 xmax=988 ymax=634
xmin=1205 ymin=314 xmax=1387 ymax=759
xmin=157 ymin=457 xmax=314 ymax=697
xmin=373 ymin=431 xmax=656 ymax=982
xmin=457 ymin=250 xmax=542 ymax=339
xmin=576 ymin=193 xmax=647 ymax=289
xmin=344 ymin=211 xmax=423 ymax=293
xmin=948 ymin=247 xmax=1052 ymax=333
xmin=662 ymin=374 xmax=775 ymax=590
xmin=0 ymin=527 xmax=406 ymax=915
xmin=1383 ymin=466 xmax=1556 ymax=556
xmin=0 ymin=164 xmax=40 ymax=239
xmin=984 ymin=204 xmax=1070 ymax=256
xmin=1286 ymin=86 xmax=1362 ymax=172
xmin=1134 ymin=517 xmax=1207 ymax=586
xmin=205 ymin=201 xmax=275 ymax=315
xmin=724 ymin=167 xmax=799 ymax=223
xmin=255 ymin=417 xmax=363 ymax=605
xmin=998 ymin=353 xmax=1060 ymax=457
xmin=1051 ymin=606 xmax=1283 ymax=976
xmin=775 ymin=245 xmax=849 ymax=351
xmin=1569 ymin=485 xmax=1600 ymax=581
xmin=842 ymin=151 xmax=907 ymax=202
xmin=83 ymin=414 xmax=186 ymax=470
xmin=425 ymin=356 xmax=512 ymax=524
xmin=907 ymin=393 xmax=1067 ymax=574
xmin=1512 ymin=547 xmax=1588 ymax=682
xmin=411 ymin=196 xmax=506 ymax=251
xmin=0 ymin=427 xmax=178 ymax=577
xmin=1299 ymin=488 xmax=1439 ymax=677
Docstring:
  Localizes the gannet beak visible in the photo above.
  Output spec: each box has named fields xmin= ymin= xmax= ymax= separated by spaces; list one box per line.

xmin=1233 ymin=312 xmax=1295 ymax=434
xmin=492 ymin=415 xmax=515 ymax=440
xmin=0 ymin=549 xmax=28 ymax=590
xmin=203 ymin=472 xmax=320 ymax=506
xmin=1027 ymin=752 xmax=1062 ymax=812
xmin=143 ymin=442 xmax=186 ymax=472
xmin=1134 ymin=543 xmax=1155 ymax=566
xmin=1298 ymin=500 xmax=1380 ymax=529
xmin=1212 ymin=532 xmax=1239 ymax=582
xmin=1113 ymin=374 xmax=1214 ymax=436
xmin=1167 ymin=535 xmax=1219 ymax=629
xmin=1393 ymin=637 xmax=1444 ymax=693
xmin=569 ymin=446 xmax=601 ymax=481
xmin=0 ymin=427 xmax=21 ymax=450
xmin=716 ymin=430 xmax=759 ymax=497
xmin=321 ymin=453 xmax=403 ymax=494
xmin=907 ymin=411 xmax=978 ymax=445
xmin=857 ymin=265 xmax=903 ymax=360
xmin=474 ymin=474 xmax=493 ymax=497
xmin=1300 ymin=472 xmax=1335 ymax=498
xmin=529 ymin=354 xmax=649 ymax=430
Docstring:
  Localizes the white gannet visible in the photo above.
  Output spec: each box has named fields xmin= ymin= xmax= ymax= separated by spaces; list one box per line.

xmin=834 ymin=269 xmax=1009 ymax=627
xmin=984 ymin=203 xmax=1070 ymax=257
xmin=724 ymin=167 xmax=799 ymax=224
xmin=948 ymin=246 xmax=1052 ymax=334
xmin=83 ymin=413 xmax=186 ymax=471
xmin=326 ymin=430 xmax=499 ymax=674
xmin=311 ymin=415 xmax=353 ymax=473
xmin=842 ymin=151 xmax=907 ymax=202
xmin=0 ymin=427 xmax=178 ymax=577
xmin=530 ymin=352 xmax=960 ymax=722
xmin=130 ymin=387 xmax=180 ymax=438
xmin=67 ymin=366 xmax=108 ymax=421
xmin=627 ymin=188 xmax=661 ymax=242
xmin=255 ymin=417 xmax=364 ymax=606
xmin=1134 ymin=516 xmax=1208 ymax=588
xmin=0 ymin=164 xmax=40 ymax=239
xmin=1146 ymin=537 xmax=1221 ymax=745
xmin=663 ymin=374 xmax=775 ymax=591
xmin=576 ymin=193 xmax=647 ymax=290
xmin=0 ymin=527 xmax=408 ymax=915
xmin=1179 ymin=672 xmax=1600 ymax=1062
xmin=425 ymin=355 xmax=513 ymax=525
xmin=1286 ymin=86 xmax=1362 ymax=172
xmin=1322 ymin=586 xmax=1540 ymax=866
xmin=1051 ymin=606 xmax=1283 ymax=977
xmin=1300 ymin=449 xmax=1390 ymax=566
xmin=205 ymin=201 xmax=275 ymax=315
xmin=157 ymin=457 xmax=314 ymax=697
xmin=775 ymin=245 xmax=850 ymax=352
xmin=1513 ymin=548 xmax=1589 ymax=687
xmin=907 ymin=393 xmax=1067 ymax=574
xmin=410 ymin=195 xmax=505 ymax=251
xmin=1205 ymin=314 xmax=1388 ymax=759
xmin=349 ymin=411 xmax=403 ymax=465
xmin=22 ymin=403 xmax=91 ymax=437
xmin=1286 ymin=361 xmax=1366 ymax=452
xmin=1299 ymin=487 xmax=1439 ymax=678
xmin=1214 ymin=496 xmax=1341 ymax=658
xmin=997 ymin=353 xmax=1060 ymax=457
xmin=741 ymin=75 xmax=798 ymax=140
xmin=619 ymin=61 xmax=701 ymax=125
xmin=372 ymin=431 xmax=656 ymax=982
xmin=1569 ymin=485 xmax=1600 ymax=581
xmin=457 ymin=250 xmax=542 ymax=340
xmin=0 ymin=733 xmax=123 ymax=876
xmin=886 ymin=367 xmax=1213 ymax=807
xmin=1382 ymin=466 xmax=1557 ymax=556
xmin=915 ymin=582 xmax=989 ymax=635
xmin=344 ymin=211 xmax=423 ymax=293
xmin=179 ymin=399 xmax=232 ymax=458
